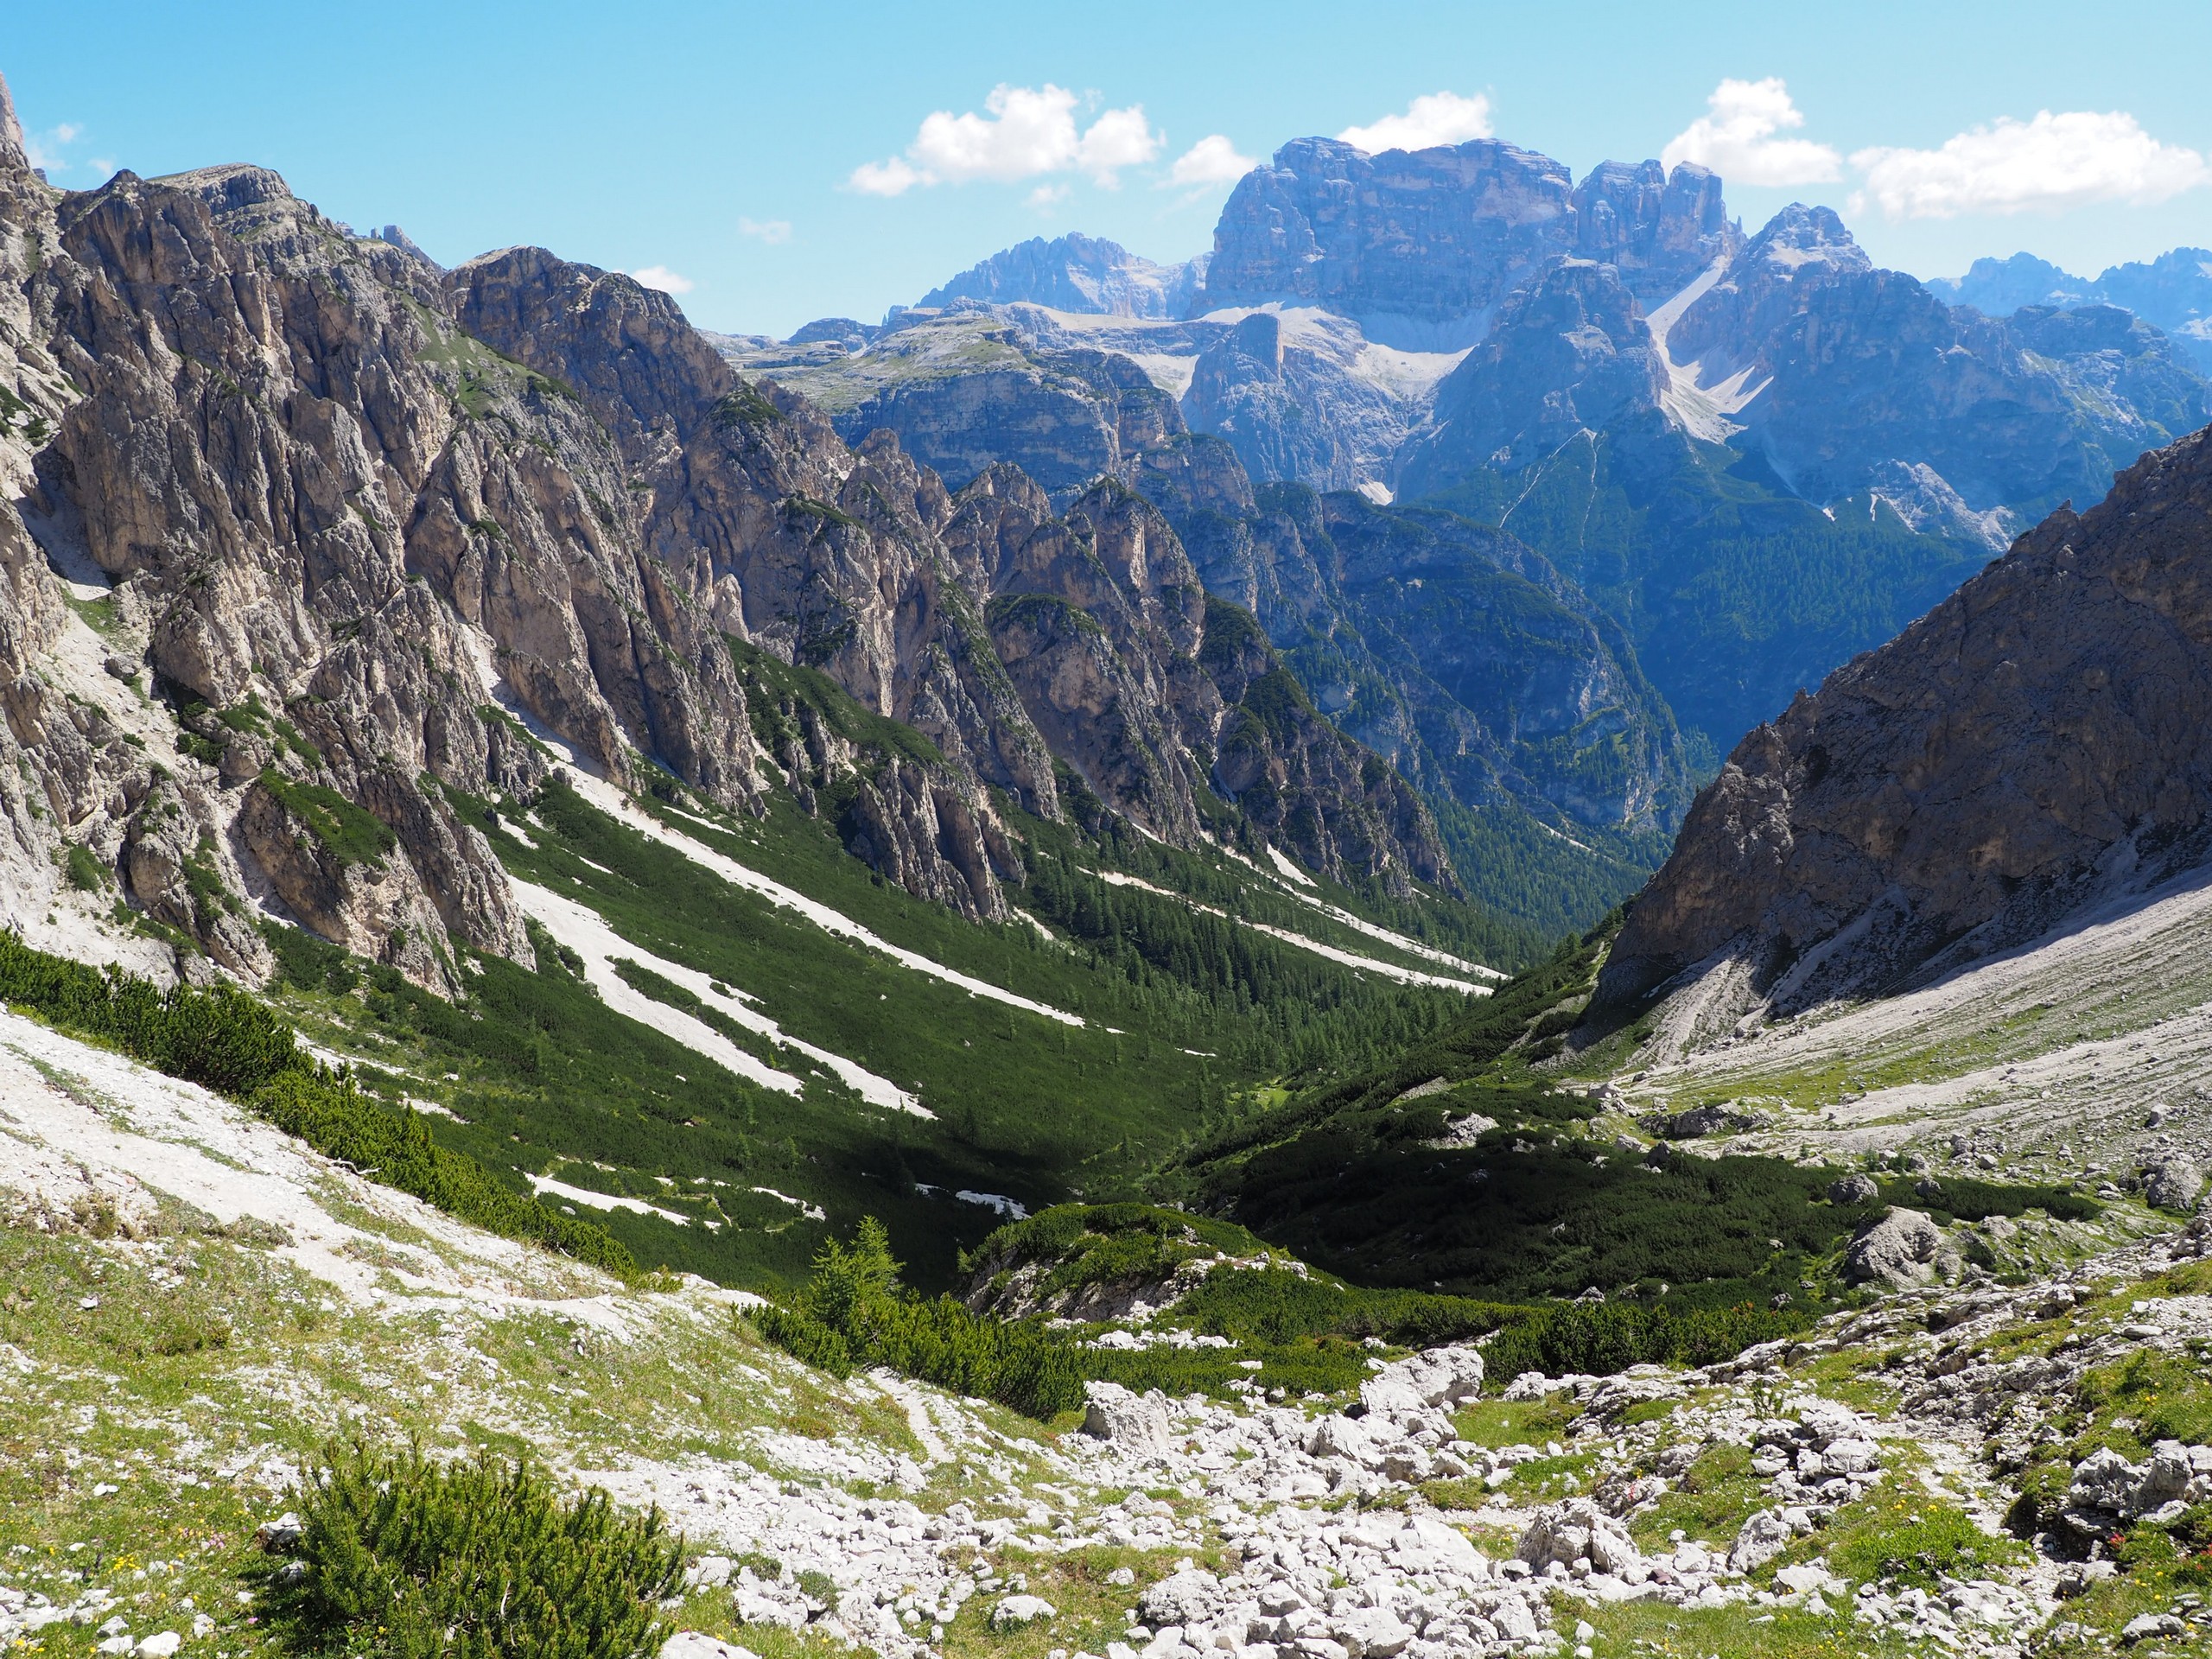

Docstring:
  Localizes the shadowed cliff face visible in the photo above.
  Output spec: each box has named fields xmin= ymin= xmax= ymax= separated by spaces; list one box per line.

xmin=0 ymin=92 xmax=1456 ymax=982
xmin=1395 ymin=260 xmax=1669 ymax=493
xmin=1599 ymin=425 xmax=2212 ymax=1031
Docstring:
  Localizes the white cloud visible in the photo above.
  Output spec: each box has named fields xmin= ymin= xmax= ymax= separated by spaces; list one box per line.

xmin=1662 ymin=78 xmax=1841 ymax=188
xmin=1337 ymin=92 xmax=1492 ymax=156
xmin=1073 ymin=104 xmax=1161 ymax=186
xmin=626 ymin=265 xmax=694 ymax=295
xmin=1851 ymin=110 xmax=2209 ymax=219
xmin=849 ymin=83 xmax=1161 ymax=196
xmin=1026 ymin=182 xmax=1071 ymax=210
xmin=848 ymin=157 xmax=924 ymax=197
xmin=738 ymin=216 xmax=791 ymax=245
xmin=1165 ymin=134 xmax=1255 ymax=189
xmin=24 ymin=123 xmax=83 ymax=174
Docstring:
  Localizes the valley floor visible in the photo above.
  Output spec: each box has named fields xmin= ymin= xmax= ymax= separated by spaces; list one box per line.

xmin=7 ymin=1012 xmax=2212 ymax=1657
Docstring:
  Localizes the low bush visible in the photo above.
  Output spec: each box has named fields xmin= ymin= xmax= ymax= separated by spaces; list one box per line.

xmin=257 ymin=770 xmax=397 ymax=867
xmin=756 ymin=1220 xmax=1084 ymax=1419
xmin=258 ymin=1441 xmax=682 ymax=1658
xmin=251 ymin=1074 xmax=636 ymax=1276
xmin=0 ymin=929 xmax=301 ymax=1095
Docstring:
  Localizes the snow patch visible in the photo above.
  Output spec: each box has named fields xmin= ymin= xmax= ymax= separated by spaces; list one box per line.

xmin=510 ymin=877 xmax=928 ymax=1116
xmin=750 ymin=1185 xmax=827 ymax=1222
xmin=528 ymin=1173 xmax=691 ymax=1227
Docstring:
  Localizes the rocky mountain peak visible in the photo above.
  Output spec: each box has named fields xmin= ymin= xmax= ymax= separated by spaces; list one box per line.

xmin=1572 ymin=159 xmax=1740 ymax=301
xmin=1196 ymin=136 xmax=1578 ymax=349
xmin=918 ymin=232 xmax=1205 ymax=320
xmin=1596 ymin=423 xmax=2212 ymax=1035
xmin=1926 ymin=250 xmax=2091 ymax=315
xmin=155 ymin=162 xmax=296 ymax=215
xmin=1396 ymin=257 xmax=1665 ymax=488
xmin=1739 ymin=202 xmax=1868 ymax=276
xmin=0 ymin=70 xmax=26 ymax=181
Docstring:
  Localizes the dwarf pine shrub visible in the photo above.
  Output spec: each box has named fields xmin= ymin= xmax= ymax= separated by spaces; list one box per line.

xmin=260 ymin=1442 xmax=683 ymax=1658
xmin=755 ymin=1218 xmax=1084 ymax=1418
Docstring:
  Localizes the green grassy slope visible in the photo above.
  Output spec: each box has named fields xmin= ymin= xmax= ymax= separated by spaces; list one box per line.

xmin=270 ymin=753 xmax=1518 ymax=1294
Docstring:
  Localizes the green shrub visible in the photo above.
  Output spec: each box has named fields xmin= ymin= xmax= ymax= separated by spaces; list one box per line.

xmin=251 ymin=1073 xmax=637 ymax=1276
xmin=0 ymin=930 xmax=301 ymax=1094
xmin=259 ymin=1441 xmax=682 ymax=1658
xmin=257 ymin=770 xmax=397 ymax=866
xmin=757 ymin=1220 xmax=1084 ymax=1419
xmin=64 ymin=842 xmax=107 ymax=892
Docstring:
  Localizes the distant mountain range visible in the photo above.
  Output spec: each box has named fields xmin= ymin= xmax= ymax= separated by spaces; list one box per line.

xmin=1928 ymin=247 xmax=2212 ymax=371
xmin=717 ymin=136 xmax=2212 ymax=905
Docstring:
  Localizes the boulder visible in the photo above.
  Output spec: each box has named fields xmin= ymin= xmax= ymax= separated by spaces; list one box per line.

xmin=253 ymin=1513 xmax=303 ymax=1553
xmin=1827 ymin=1173 xmax=1879 ymax=1205
xmin=1081 ymin=1382 xmax=1176 ymax=1459
xmin=659 ymin=1636 xmax=760 ymax=1659
xmin=1141 ymin=1570 xmax=1220 ymax=1628
xmin=1822 ymin=1438 xmax=1881 ymax=1475
xmin=2068 ymin=1446 xmax=2145 ymax=1516
xmin=1518 ymin=1498 xmax=1642 ymax=1576
xmin=2146 ymin=1156 xmax=2204 ymax=1214
xmin=1642 ymin=1104 xmax=1768 ymax=1141
xmin=1729 ymin=1509 xmax=1796 ymax=1573
xmin=1844 ymin=1209 xmax=1944 ymax=1287
xmin=1334 ymin=1606 xmax=1415 ymax=1657
xmin=988 ymin=1595 xmax=1057 ymax=1630
xmin=2124 ymin=1612 xmax=2185 ymax=1643
xmin=1307 ymin=1413 xmax=1379 ymax=1467
xmin=1359 ymin=1344 xmax=1485 ymax=1420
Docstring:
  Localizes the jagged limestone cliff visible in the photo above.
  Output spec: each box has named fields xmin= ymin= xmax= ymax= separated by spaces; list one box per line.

xmin=0 ymin=81 xmax=1456 ymax=989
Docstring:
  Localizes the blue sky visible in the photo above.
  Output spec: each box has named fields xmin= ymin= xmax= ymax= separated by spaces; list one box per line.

xmin=15 ymin=1 xmax=2212 ymax=336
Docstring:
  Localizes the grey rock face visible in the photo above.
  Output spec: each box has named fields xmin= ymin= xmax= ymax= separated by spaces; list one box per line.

xmin=1182 ymin=312 xmax=1357 ymax=490
xmin=1662 ymin=207 xmax=2212 ymax=520
xmin=952 ymin=467 xmax=1452 ymax=892
xmin=0 ymin=80 xmax=1459 ymax=970
xmin=1843 ymin=1209 xmax=1945 ymax=1287
xmin=1397 ymin=259 xmax=1669 ymax=488
xmin=1572 ymin=160 xmax=1739 ymax=303
xmin=1176 ymin=305 xmax=1462 ymax=493
xmin=918 ymin=232 xmax=1205 ymax=320
xmin=1196 ymin=137 xmax=1580 ymax=348
xmin=1664 ymin=204 xmax=1871 ymax=376
xmin=1827 ymin=1173 xmax=1879 ymax=1206
xmin=1599 ymin=427 xmax=2212 ymax=1020
xmin=787 ymin=308 xmax=1180 ymax=504
xmin=1198 ymin=138 xmax=1725 ymax=353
